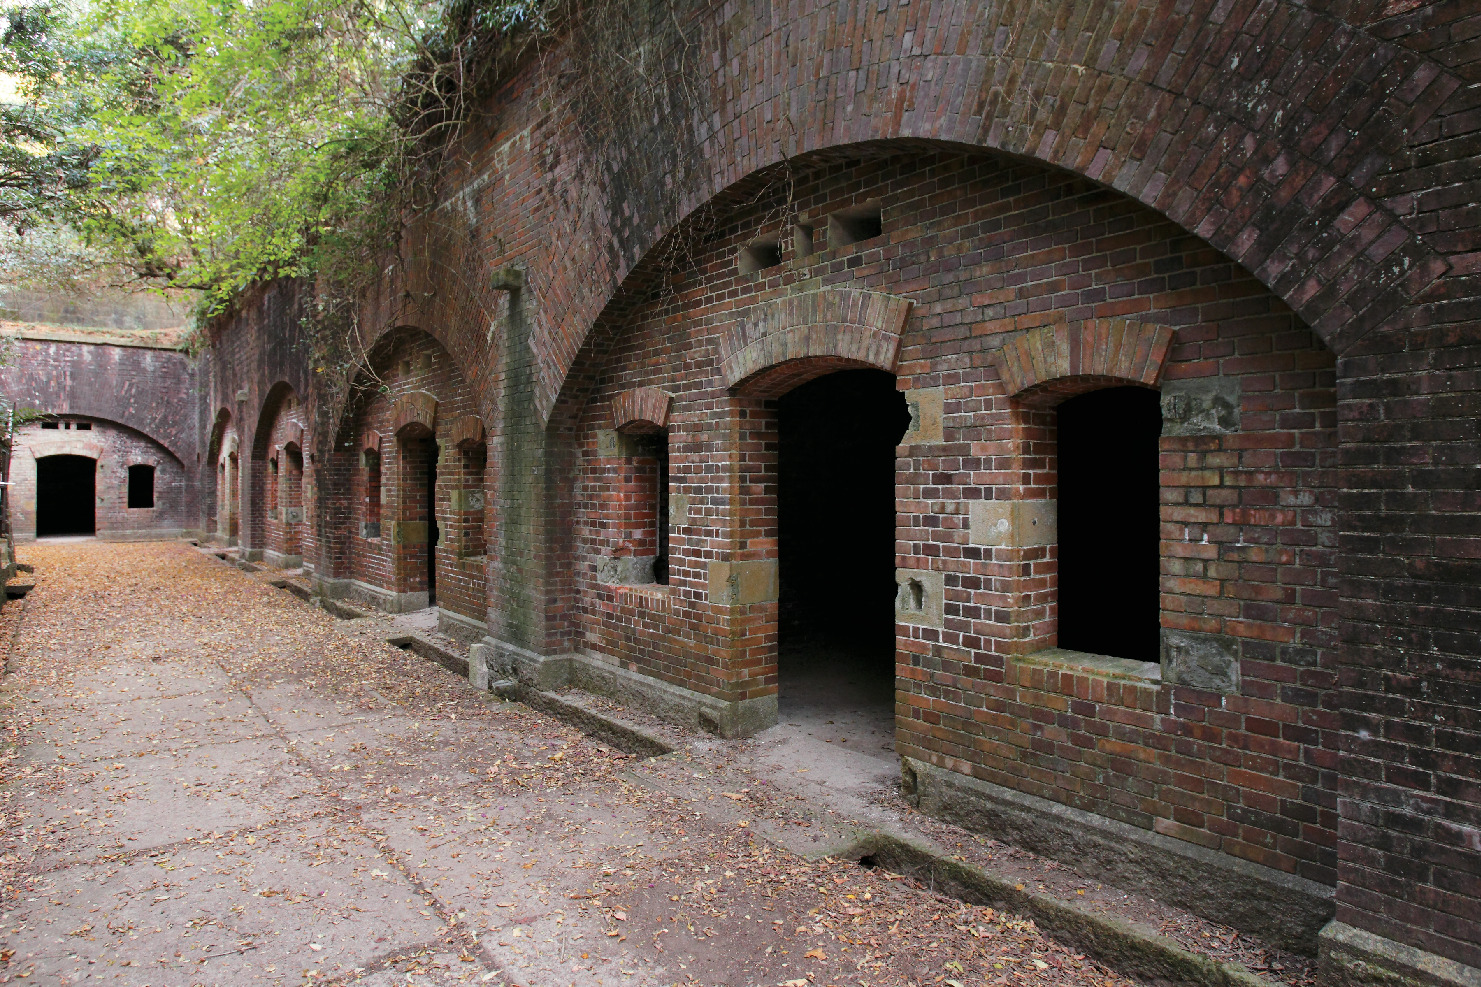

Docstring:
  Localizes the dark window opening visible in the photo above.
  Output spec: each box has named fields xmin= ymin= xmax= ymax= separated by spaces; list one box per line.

xmin=36 ymin=454 xmax=96 ymax=536
xmin=777 ymin=369 xmax=909 ymax=750
xmin=427 ymin=442 xmax=439 ymax=605
xmin=654 ymin=435 xmax=669 ymax=584
xmin=74 ymin=422 xmax=91 ymax=431
xmin=41 ymin=422 xmax=59 ymax=430
xmin=828 ymin=205 xmax=883 ymax=247
xmin=364 ymin=448 xmax=381 ymax=530
xmin=1056 ymin=386 xmax=1163 ymax=661
xmin=739 ymin=240 xmax=783 ymax=273
xmin=127 ymin=464 xmax=155 ymax=508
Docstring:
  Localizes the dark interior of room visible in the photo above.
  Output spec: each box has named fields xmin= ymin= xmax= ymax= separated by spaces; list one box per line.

xmin=1056 ymin=386 xmax=1163 ymax=662
xmin=776 ymin=369 xmax=910 ymax=736
xmin=36 ymin=454 xmax=97 ymax=537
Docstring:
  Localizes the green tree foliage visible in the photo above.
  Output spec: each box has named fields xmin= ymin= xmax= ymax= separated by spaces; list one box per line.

xmin=0 ymin=0 xmax=546 ymax=317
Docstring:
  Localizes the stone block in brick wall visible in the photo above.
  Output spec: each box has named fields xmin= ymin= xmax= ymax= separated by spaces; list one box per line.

xmin=903 ymin=387 xmax=943 ymax=445
xmin=449 ymin=488 xmax=485 ymax=512
xmin=969 ymin=500 xmax=1056 ymax=548
xmin=392 ymin=520 xmax=427 ymax=545
xmin=597 ymin=554 xmax=657 ymax=586
xmin=285 ymin=507 xmax=303 ymax=524
xmin=707 ymin=560 xmax=778 ymax=606
xmin=360 ymin=521 xmax=381 ymax=540
xmin=1160 ymin=379 xmax=1242 ymax=436
xmin=669 ymin=492 xmax=689 ymax=524
xmin=895 ymin=568 xmax=944 ymax=628
xmin=1161 ymin=629 xmax=1241 ymax=694
xmin=594 ymin=429 xmax=640 ymax=458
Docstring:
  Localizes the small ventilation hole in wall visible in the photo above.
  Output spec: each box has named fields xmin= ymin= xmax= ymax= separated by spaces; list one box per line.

xmin=75 ymin=422 xmax=91 ymax=430
xmin=829 ymin=204 xmax=883 ymax=247
xmin=908 ymin=578 xmax=924 ymax=611
xmin=739 ymin=240 xmax=782 ymax=274
xmin=793 ymin=223 xmax=816 ymax=257
xmin=41 ymin=422 xmax=59 ymax=430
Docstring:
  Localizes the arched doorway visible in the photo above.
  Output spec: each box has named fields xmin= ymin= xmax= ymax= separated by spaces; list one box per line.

xmin=36 ymin=455 xmax=96 ymax=536
xmin=776 ymin=369 xmax=910 ymax=752
xmin=396 ymin=424 xmax=440 ymax=607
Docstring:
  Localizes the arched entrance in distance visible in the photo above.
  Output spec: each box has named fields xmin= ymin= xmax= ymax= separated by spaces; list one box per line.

xmin=35 ymin=455 xmax=96 ymax=537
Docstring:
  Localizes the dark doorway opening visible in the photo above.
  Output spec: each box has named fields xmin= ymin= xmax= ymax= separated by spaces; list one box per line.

xmin=427 ymin=443 xmax=439 ymax=607
xmin=776 ymin=369 xmax=910 ymax=751
xmin=37 ymin=455 xmax=97 ymax=536
xmin=1056 ymin=386 xmax=1163 ymax=661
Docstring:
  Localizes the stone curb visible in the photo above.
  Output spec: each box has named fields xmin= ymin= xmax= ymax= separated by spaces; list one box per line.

xmin=319 ymin=596 xmax=371 ymax=620
xmin=268 ymin=578 xmax=313 ymax=603
xmin=838 ymin=829 xmax=1283 ymax=987
xmin=491 ymin=681 xmax=674 ymax=759
xmin=387 ymin=632 xmax=469 ymax=679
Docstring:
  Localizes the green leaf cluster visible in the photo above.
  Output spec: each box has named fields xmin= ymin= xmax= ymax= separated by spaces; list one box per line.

xmin=1 ymin=0 xmax=547 ymax=319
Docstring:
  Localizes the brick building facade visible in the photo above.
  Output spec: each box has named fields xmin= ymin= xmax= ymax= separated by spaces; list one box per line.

xmin=0 ymin=332 xmax=198 ymax=542
xmin=6 ymin=2 xmax=1477 ymax=983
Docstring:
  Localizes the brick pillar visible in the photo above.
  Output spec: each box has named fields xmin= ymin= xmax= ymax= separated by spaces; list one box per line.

xmin=1329 ymin=326 xmax=1481 ymax=972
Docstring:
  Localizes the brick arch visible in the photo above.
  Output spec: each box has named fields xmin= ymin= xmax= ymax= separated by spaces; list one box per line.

xmin=251 ymin=382 xmax=300 ymax=461
xmin=610 ymin=387 xmax=673 ymax=433
xmin=532 ymin=0 xmax=1457 ymax=422
xmin=988 ymin=320 xmax=1176 ymax=408
xmin=392 ymin=391 xmax=439 ymax=438
xmin=719 ymin=289 xmax=913 ymax=397
xmin=448 ymin=414 xmax=485 ymax=449
xmin=21 ymin=436 xmax=107 ymax=462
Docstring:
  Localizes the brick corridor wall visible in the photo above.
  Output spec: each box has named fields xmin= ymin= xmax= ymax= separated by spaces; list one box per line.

xmin=184 ymin=0 xmax=1481 ymax=964
xmin=567 ymin=153 xmax=1342 ymax=882
xmin=340 ymin=329 xmax=486 ymax=623
xmin=11 ymin=419 xmax=189 ymax=539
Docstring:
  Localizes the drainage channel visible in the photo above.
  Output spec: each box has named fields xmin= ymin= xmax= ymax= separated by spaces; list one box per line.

xmin=840 ymin=831 xmax=1280 ymax=987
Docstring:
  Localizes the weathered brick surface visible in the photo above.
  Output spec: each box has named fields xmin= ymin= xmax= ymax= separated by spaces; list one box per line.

xmin=10 ymin=418 xmax=189 ymax=539
xmin=180 ymin=0 xmax=1480 ymax=967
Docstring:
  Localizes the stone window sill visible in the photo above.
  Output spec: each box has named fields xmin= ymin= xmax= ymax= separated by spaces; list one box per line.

xmin=1020 ymin=647 xmax=1161 ymax=683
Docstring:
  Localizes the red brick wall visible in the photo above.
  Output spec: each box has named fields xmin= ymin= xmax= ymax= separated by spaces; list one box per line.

xmin=565 ymin=152 xmax=1342 ymax=884
xmin=337 ymin=329 xmax=486 ymax=623
xmin=186 ymin=0 xmax=1481 ymax=965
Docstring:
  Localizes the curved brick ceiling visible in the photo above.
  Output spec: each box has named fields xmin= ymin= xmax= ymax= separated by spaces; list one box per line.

xmin=526 ymin=0 xmax=1461 ymax=423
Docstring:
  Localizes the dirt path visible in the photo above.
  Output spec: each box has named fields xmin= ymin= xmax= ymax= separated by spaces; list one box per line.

xmin=0 ymin=541 xmax=1140 ymax=987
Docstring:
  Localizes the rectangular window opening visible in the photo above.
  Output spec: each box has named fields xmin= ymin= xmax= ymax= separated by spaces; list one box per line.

xmin=74 ymin=422 xmax=91 ymax=430
xmin=828 ymin=204 xmax=883 ymax=248
xmin=41 ymin=422 xmax=59 ymax=430
xmin=739 ymin=240 xmax=783 ymax=274
xmin=127 ymin=464 xmax=155 ymax=509
xmin=793 ymin=223 xmax=816 ymax=257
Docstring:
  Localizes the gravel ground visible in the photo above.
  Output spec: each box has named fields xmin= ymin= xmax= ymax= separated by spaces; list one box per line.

xmin=0 ymin=541 xmax=1143 ymax=987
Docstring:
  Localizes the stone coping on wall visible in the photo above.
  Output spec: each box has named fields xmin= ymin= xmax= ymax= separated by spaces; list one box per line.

xmin=1 ymin=322 xmax=189 ymax=351
xmin=1017 ymin=648 xmax=1162 ymax=684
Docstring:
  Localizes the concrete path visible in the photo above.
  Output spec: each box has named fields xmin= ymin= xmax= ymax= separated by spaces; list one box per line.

xmin=0 ymin=542 xmax=1141 ymax=987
